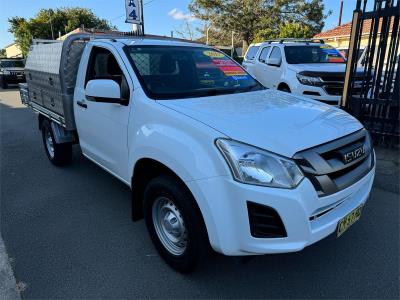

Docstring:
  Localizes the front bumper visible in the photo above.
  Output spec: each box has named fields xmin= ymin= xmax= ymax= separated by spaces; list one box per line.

xmin=1 ymin=74 xmax=26 ymax=84
xmin=187 ymin=167 xmax=375 ymax=256
xmin=292 ymin=83 xmax=341 ymax=105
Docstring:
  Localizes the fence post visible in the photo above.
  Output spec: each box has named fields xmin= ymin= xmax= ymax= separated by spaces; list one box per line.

xmin=341 ymin=8 xmax=362 ymax=108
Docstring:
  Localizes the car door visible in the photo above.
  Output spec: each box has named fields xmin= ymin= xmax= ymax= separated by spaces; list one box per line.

xmin=252 ymin=46 xmax=271 ymax=87
xmin=74 ymin=44 xmax=132 ymax=183
xmin=242 ymin=45 xmax=260 ymax=77
xmin=265 ymin=46 xmax=283 ymax=89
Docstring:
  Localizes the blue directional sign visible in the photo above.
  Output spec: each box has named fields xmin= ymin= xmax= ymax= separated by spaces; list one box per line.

xmin=125 ymin=0 xmax=142 ymax=24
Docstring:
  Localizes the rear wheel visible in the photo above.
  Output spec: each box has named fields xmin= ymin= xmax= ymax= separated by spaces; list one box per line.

xmin=144 ymin=175 xmax=209 ymax=273
xmin=41 ymin=119 xmax=72 ymax=166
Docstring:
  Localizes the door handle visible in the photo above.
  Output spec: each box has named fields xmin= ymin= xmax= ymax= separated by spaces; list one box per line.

xmin=77 ymin=100 xmax=87 ymax=108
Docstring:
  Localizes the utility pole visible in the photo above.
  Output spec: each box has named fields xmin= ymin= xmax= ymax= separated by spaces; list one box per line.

xmin=231 ymin=31 xmax=235 ymax=58
xmin=49 ymin=10 xmax=55 ymax=40
xmin=140 ymin=0 xmax=145 ymax=35
xmin=339 ymin=0 xmax=344 ymax=26
xmin=206 ymin=26 xmax=211 ymax=45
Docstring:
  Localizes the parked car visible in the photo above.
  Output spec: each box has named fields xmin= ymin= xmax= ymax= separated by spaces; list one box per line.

xmin=0 ymin=58 xmax=26 ymax=88
xmin=20 ymin=34 xmax=375 ymax=272
xmin=242 ymin=39 xmax=365 ymax=105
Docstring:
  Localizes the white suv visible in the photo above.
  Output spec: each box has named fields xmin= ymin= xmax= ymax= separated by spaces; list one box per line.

xmin=243 ymin=39 xmax=352 ymax=105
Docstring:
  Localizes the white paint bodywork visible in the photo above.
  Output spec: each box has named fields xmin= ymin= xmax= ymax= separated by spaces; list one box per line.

xmin=243 ymin=42 xmax=347 ymax=104
xmin=72 ymin=38 xmax=375 ymax=256
xmin=86 ymin=79 xmax=121 ymax=99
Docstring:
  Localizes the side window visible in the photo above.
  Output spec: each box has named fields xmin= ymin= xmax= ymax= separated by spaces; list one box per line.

xmin=85 ymin=47 xmax=130 ymax=100
xmin=269 ymin=47 xmax=282 ymax=61
xmin=245 ymin=46 xmax=260 ymax=61
xmin=258 ymin=46 xmax=271 ymax=63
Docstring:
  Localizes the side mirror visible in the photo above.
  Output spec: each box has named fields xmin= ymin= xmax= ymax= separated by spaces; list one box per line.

xmin=266 ymin=57 xmax=282 ymax=67
xmin=85 ymin=79 xmax=128 ymax=106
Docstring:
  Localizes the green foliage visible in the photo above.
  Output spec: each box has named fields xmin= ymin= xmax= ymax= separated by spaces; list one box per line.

xmin=254 ymin=22 xmax=314 ymax=42
xmin=8 ymin=7 xmax=114 ymax=57
xmin=189 ymin=0 xmax=331 ymax=51
xmin=0 ymin=49 xmax=6 ymax=58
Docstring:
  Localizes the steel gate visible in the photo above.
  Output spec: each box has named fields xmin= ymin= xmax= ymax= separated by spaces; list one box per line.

xmin=341 ymin=0 xmax=399 ymax=145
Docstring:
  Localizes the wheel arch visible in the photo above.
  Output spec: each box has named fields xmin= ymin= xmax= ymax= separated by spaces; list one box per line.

xmin=277 ymin=82 xmax=291 ymax=92
xmin=131 ymin=158 xmax=205 ymax=227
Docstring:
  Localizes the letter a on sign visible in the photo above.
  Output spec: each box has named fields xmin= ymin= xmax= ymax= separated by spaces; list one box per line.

xmin=125 ymin=0 xmax=142 ymax=24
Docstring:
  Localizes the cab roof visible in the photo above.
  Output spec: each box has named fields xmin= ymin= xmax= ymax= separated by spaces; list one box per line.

xmin=89 ymin=34 xmax=208 ymax=48
xmin=255 ymin=42 xmax=325 ymax=47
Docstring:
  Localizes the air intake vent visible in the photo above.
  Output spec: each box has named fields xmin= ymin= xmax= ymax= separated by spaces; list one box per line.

xmin=247 ymin=202 xmax=287 ymax=238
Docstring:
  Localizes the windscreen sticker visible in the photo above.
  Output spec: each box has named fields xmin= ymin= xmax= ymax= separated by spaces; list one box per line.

xmin=323 ymin=49 xmax=340 ymax=55
xmin=199 ymin=79 xmax=215 ymax=86
xmin=211 ymin=59 xmax=247 ymax=77
xmin=212 ymin=59 xmax=237 ymax=66
xmin=203 ymin=50 xmax=225 ymax=58
xmin=231 ymin=75 xmax=251 ymax=80
xmin=219 ymin=66 xmax=247 ymax=76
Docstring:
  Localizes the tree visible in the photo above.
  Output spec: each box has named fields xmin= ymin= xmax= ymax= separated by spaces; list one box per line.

xmin=8 ymin=7 xmax=114 ymax=57
xmin=254 ymin=22 xmax=314 ymax=42
xmin=189 ymin=0 xmax=330 ymax=52
xmin=0 ymin=49 xmax=6 ymax=58
xmin=174 ymin=20 xmax=196 ymax=41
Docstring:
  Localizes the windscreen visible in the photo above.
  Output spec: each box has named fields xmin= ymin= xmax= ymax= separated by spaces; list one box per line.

xmin=0 ymin=60 xmax=25 ymax=68
xmin=125 ymin=46 xmax=263 ymax=99
xmin=284 ymin=45 xmax=346 ymax=64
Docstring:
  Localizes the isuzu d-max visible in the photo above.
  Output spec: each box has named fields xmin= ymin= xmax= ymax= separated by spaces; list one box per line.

xmin=20 ymin=33 xmax=375 ymax=272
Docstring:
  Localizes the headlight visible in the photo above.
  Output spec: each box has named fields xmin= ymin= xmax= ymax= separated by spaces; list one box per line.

xmin=216 ymin=139 xmax=304 ymax=188
xmin=2 ymin=70 xmax=11 ymax=75
xmin=296 ymin=73 xmax=322 ymax=86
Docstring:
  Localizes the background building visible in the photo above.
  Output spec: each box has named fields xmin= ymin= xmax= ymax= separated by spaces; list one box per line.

xmin=4 ymin=43 xmax=23 ymax=58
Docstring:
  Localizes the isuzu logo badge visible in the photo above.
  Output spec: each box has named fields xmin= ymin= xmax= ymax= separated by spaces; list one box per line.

xmin=343 ymin=146 xmax=365 ymax=164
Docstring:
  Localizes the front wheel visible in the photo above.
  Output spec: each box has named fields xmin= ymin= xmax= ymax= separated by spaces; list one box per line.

xmin=143 ymin=175 xmax=209 ymax=273
xmin=279 ymin=86 xmax=291 ymax=93
xmin=41 ymin=119 xmax=72 ymax=166
xmin=0 ymin=78 xmax=7 ymax=89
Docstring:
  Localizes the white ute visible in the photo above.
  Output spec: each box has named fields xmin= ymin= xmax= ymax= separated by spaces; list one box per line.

xmin=242 ymin=39 xmax=363 ymax=105
xmin=20 ymin=34 xmax=375 ymax=272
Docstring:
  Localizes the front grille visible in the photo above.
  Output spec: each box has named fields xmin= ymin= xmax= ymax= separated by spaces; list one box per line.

xmin=299 ymin=72 xmax=365 ymax=96
xmin=247 ymin=201 xmax=287 ymax=238
xmin=10 ymin=71 xmax=24 ymax=77
xmin=319 ymin=74 xmax=345 ymax=82
xmin=294 ymin=129 xmax=374 ymax=197
xmin=324 ymin=84 xmax=343 ymax=95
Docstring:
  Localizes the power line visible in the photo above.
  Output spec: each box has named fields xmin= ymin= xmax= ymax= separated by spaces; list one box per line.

xmin=144 ymin=0 xmax=157 ymax=5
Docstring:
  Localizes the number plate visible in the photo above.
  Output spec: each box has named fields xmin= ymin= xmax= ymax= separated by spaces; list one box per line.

xmin=337 ymin=205 xmax=363 ymax=237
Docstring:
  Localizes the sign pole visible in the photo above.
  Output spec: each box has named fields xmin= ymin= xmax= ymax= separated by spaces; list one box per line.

xmin=141 ymin=0 xmax=144 ymax=35
xmin=125 ymin=0 xmax=144 ymax=35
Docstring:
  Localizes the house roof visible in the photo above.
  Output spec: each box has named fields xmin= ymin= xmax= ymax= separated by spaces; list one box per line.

xmin=315 ymin=21 xmax=354 ymax=38
xmin=4 ymin=42 xmax=17 ymax=49
xmin=314 ymin=18 xmax=393 ymax=39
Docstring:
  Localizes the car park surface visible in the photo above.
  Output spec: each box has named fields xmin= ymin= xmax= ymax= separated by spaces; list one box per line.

xmin=1 ymin=88 xmax=399 ymax=298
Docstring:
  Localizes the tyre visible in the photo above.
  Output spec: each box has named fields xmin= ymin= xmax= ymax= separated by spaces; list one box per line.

xmin=143 ymin=175 xmax=209 ymax=273
xmin=41 ymin=119 xmax=72 ymax=166
xmin=0 ymin=78 xmax=7 ymax=89
xmin=279 ymin=86 xmax=291 ymax=93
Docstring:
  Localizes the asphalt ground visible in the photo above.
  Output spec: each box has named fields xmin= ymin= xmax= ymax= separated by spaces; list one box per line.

xmin=1 ymin=87 xmax=399 ymax=298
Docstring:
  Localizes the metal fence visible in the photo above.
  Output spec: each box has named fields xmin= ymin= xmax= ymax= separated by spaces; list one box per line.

xmin=341 ymin=0 xmax=399 ymax=145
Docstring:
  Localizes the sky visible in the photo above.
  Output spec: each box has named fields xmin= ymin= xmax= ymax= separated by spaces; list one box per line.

xmin=0 ymin=0 xmax=371 ymax=48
